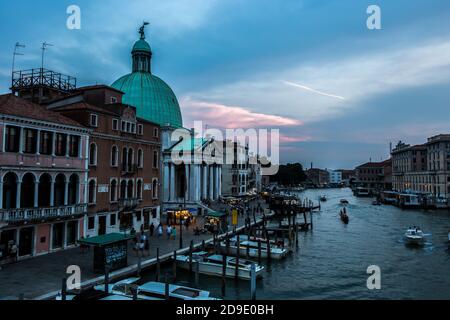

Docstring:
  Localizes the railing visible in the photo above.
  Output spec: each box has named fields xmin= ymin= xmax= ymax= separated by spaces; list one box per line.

xmin=11 ymin=68 xmax=77 ymax=92
xmin=118 ymin=198 xmax=139 ymax=210
xmin=121 ymin=164 xmax=139 ymax=176
xmin=0 ymin=204 xmax=87 ymax=222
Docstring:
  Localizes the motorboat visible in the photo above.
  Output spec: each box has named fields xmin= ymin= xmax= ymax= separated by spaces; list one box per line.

xmin=339 ymin=210 xmax=349 ymax=224
xmin=404 ymin=227 xmax=425 ymax=245
xmin=319 ymin=195 xmax=327 ymax=202
xmin=99 ymin=294 xmax=133 ymax=301
xmin=372 ymin=200 xmax=381 ymax=206
xmin=137 ymin=282 xmax=220 ymax=300
xmin=220 ymin=236 xmax=289 ymax=260
xmin=176 ymin=252 xmax=264 ymax=281
xmin=448 ymin=230 xmax=450 ymax=242
xmin=340 ymin=199 xmax=349 ymax=205
xmin=94 ymin=277 xmax=161 ymax=300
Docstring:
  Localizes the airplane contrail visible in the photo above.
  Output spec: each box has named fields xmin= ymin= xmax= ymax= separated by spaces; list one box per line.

xmin=284 ymin=81 xmax=346 ymax=100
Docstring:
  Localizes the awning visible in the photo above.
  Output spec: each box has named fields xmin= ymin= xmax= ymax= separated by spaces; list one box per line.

xmin=205 ymin=211 xmax=227 ymax=218
xmin=78 ymin=233 xmax=133 ymax=247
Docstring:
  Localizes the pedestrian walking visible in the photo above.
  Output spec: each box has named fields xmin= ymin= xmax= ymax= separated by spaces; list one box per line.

xmin=149 ymin=222 xmax=155 ymax=237
xmin=171 ymin=226 xmax=177 ymax=240
xmin=166 ymin=225 xmax=172 ymax=240
xmin=157 ymin=224 xmax=163 ymax=238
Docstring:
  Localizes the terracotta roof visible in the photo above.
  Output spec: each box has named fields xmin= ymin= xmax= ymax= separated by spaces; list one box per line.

xmin=51 ymin=101 xmax=119 ymax=116
xmin=357 ymin=159 xmax=391 ymax=168
xmin=76 ymin=84 xmax=124 ymax=94
xmin=0 ymin=94 xmax=83 ymax=127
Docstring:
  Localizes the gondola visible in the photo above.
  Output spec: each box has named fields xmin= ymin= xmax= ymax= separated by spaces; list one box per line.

xmin=339 ymin=209 xmax=349 ymax=224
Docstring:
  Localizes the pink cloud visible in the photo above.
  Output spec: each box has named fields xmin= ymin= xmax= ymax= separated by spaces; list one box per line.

xmin=180 ymin=97 xmax=302 ymax=129
xmin=279 ymin=135 xmax=311 ymax=143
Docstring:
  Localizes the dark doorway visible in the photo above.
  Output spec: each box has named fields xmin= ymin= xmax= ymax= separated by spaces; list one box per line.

xmin=98 ymin=216 xmax=107 ymax=236
xmin=66 ymin=221 xmax=77 ymax=246
xmin=54 ymin=174 xmax=66 ymax=207
xmin=0 ymin=229 xmax=16 ymax=256
xmin=19 ymin=227 xmax=34 ymax=257
xmin=2 ymin=172 xmax=18 ymax=209
xmin=21 ymin=173 xmax=35 ymax=208
xmin=52 ymin=223 xmax=64 ymax=249
xmin=38 ymin=174 xmax=52 ymax=207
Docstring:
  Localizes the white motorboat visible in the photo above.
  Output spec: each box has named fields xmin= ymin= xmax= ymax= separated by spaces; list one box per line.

xmin=176 ymin=252 xmax=264 ymax=281
xmin=137 ymin=281 xmax=220 ymax=300
xmin=404 ymin=227 xmax=425 ymax=245
xmin=220 ymin=237 xmax=288 ymax=260
xmin=94 ymin=277 xmax=161 ymax=300
xmin=447 ymin=230 xmax=450 ymax=242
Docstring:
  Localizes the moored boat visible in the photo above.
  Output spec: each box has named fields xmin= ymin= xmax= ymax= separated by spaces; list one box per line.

xmin=340 ymin=199 xmax=349 ymax=205
xmin=176 ymin=252 xmax=264 ymax=281
xmin=137 ymin=281 xmax=220 ymax=300
xmin=220 ymin=237 xmax=288 ymax=260
xmin=320 ymin=195 xmax=327 ymax=202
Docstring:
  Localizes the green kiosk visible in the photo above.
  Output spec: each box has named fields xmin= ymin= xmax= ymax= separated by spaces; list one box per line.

xmin=78 ymin=233 xmax=133 ymax=274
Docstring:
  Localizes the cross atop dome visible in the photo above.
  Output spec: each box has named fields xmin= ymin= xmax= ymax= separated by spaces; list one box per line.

xmin=139 ymin=22 xmax=150 ymax=40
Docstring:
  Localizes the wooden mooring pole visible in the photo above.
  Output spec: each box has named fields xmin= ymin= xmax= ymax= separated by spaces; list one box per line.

xmin=189 ymin=240 xmax=194 ymax=274
xmin=156 ymin=247 xmax=160 ymax=282
xmin=164 ymin=273 xmax=170 ymax=300
xmin=235 ymin=235 xmax=240 ymax=280
xmin=250 ymin=263 xmax=256 ymax=300
xmin=195 ymin=260 xmax=200 ymax=287
xmin=104 ymin=268 xmax=109 ymax=294
xmin=258 ymin=240 xmax=262 ymax=265
xmin=266 ymin=237 xmax=271 ymax=262
xmin=222 ymin=254 xmax=227 ymax=297
xmin=61 ymin=278 xmax=67 ymax=301
xmin=173 ymin=250 xmax=177 ymax=281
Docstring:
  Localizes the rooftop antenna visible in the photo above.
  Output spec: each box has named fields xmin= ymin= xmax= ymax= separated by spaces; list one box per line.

xmin=12 ymin=42 xmax=25 ymax=85
xmin=41 ymin=42 xmax=53 ymax=70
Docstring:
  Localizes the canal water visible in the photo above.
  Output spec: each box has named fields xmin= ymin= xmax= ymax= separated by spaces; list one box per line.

xmin=154 ymin=188 xmax=450 ymax=300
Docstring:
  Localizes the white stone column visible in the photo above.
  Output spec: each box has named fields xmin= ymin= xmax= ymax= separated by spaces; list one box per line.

xmin=0 ymin=181 xmax=3 ymax=209
xmin=185 ymin=164 xmax=190 ymax=202
xmin=36 ymin=130 xmax=41 ymax=155
xmin=51 ymin=132 xmax=56 ymax=156
xmin=196 ymin=165 xmax=201 ymax=201
xmin=16 ymin=180 xmax=22 ymax=209
xmin=64 ymin=178 xmax=69 ymax=206
xmin=50 ymin=180 xmax=55 ymax=207
xmin=34 ymin=181 xmax=39 ymax=208
xmin=218 ymin=166 xmax=222 ymax=197
xmin=19 ymin=127 xmax=24 ymax=154
xmin=209 ymin=165 xmax=214 ymax=200
xmin=66 ymin=135 xmax=70 ymax=157
xmin=163 ymin=162 xmax=170 ymax=202
xmin=202 ymin=165 xmax=207 ymax=200
xmin=169 ymin=163 xmax=175 ymax=202
xmin=189 ymin=164 xmax=196 ymax=202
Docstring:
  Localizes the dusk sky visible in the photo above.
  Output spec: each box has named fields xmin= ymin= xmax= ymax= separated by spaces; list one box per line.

xmin=1 ymin=0 xmax=450 ymax=169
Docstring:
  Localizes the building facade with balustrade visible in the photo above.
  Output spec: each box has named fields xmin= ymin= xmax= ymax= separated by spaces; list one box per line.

xmin=0 ymin=94 xmax=90 ymax=262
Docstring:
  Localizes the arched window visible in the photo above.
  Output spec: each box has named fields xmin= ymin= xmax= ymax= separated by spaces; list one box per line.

xmin=110 ymin=179 xmax=117 ymax=202
xmin=111 ymin=145 xmax=118 ymax=167
xmin=38 ymin=173 xmax=52 ymax=207
xmin=21 ymin=173 xmax=36 ymax=208
xmin=54 ymin=174 xmax=66 ymax=206
xmin=120 ymin=180 xmax=127 ymax=199
xmin=152 ymin=150 xmax=158 ymax=168
xmin=127 ymin=148 xmax=134 ymax=171
xmin=152 ymin=179 xmax=158 ymax=199
xmin=137 ymin=149 xmax=144 ymax=168
xmin=136 ymin=180 xmax=143 ymax=199
xmin=127 ymin=180 xmax=134 ymax=199
xmin=122 ymin=147 xmax=128 ymax=171
xmin=89 ymin=143 xmax=97 ymax=166
xmin=2 ymin=172 xmax=18 ymax=209
xmin=68 ymin=174 xmax=79 ymax=205
xmin=88 ymin=179 xmax=96 ymax=204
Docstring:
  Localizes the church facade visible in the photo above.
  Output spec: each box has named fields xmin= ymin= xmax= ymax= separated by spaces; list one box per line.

xmin=111 ymin=24 xmax=222 ymax=216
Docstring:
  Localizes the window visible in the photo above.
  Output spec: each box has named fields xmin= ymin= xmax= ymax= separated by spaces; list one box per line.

xmin=88 ymin=180 xmax=96 ymax=204
xmin=153 ymin=128 xmax=159 ymax=138
xmin=111 ymin=96 xmax=117 ymax=103
xmin=112 ymin=119 xmax=119 ymax=131
xmin=137 ymin=180 xmax=143 ymax=200
xmin=152 ymin=179 xmax=158 ymax=199
xmin=40 ymin=131 xmax=53 ymax=155
xmin=88 ymin=216 xmax=95 ymax=230
xmin=55 ymin=133 xmax=67 ymax=156
xmin=23 ymin=128 xmax=37 ymax=154
xmin=110 ymin=179 xmax=118 ymax=202
xmin=126 ymin=122 xmax=131 ymax=133
xmin=121 ymin=121 xmax=126 ymax=132
xmin=138 ymin=124 xmax=143 ymax=135
xmin=110 ymin=214 xmax=116 ymax=226
xmin=153 ymin=150 xmax=159 ymax=168
xmin=69 ymin=135 xmax=80 ymax=157
xmin=89 ymin=143 xmax=97 ymax=166
xmin=136 ymin=212 xmax=142 ymax=221
xmin=90 ymin=114 xmax=98 ymax=127
xmin=5 ymin=125 xmax=20 ymax=152
xmin=137 ymin=149 xmax=144 ymax=168
xmin=111 ymin=145 xmax=119 ymax=167
xmin=131 ymin=123 xmax=136 ymax=134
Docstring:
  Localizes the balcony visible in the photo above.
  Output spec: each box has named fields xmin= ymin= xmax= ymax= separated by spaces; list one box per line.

xmin=0 ymin=204 xmax=87 ymax=223
xmin=118 ymin=198 xmax=139 ymax=211
xmin=121 ymin=164 xmax=139 ymax=176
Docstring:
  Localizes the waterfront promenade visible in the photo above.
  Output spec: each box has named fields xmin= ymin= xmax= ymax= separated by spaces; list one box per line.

xmin=0 ymin=201 xmax=267 ymax=299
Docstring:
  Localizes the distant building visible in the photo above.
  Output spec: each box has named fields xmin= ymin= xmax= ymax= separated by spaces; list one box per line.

xmin=328 ymin=170 xmax=343 ymax=184
xmin=355 ymin=159 xmax=392 ymax=191
xmin=222 ymin=141 xmax=249 ymax=197
xmin=392 ymin=135 xmax=450 ymax=197
xmin=306 ymin=168 xmax=330 ymax=187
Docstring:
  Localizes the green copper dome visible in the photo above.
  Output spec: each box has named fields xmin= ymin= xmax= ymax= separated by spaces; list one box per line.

xmin=112 ymin=72 xmax=182 ymax=127
xmin=111 ymin=24 xmax=183 ymax=128
xmin=132 ymin=39 xmax=152 ymax=53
